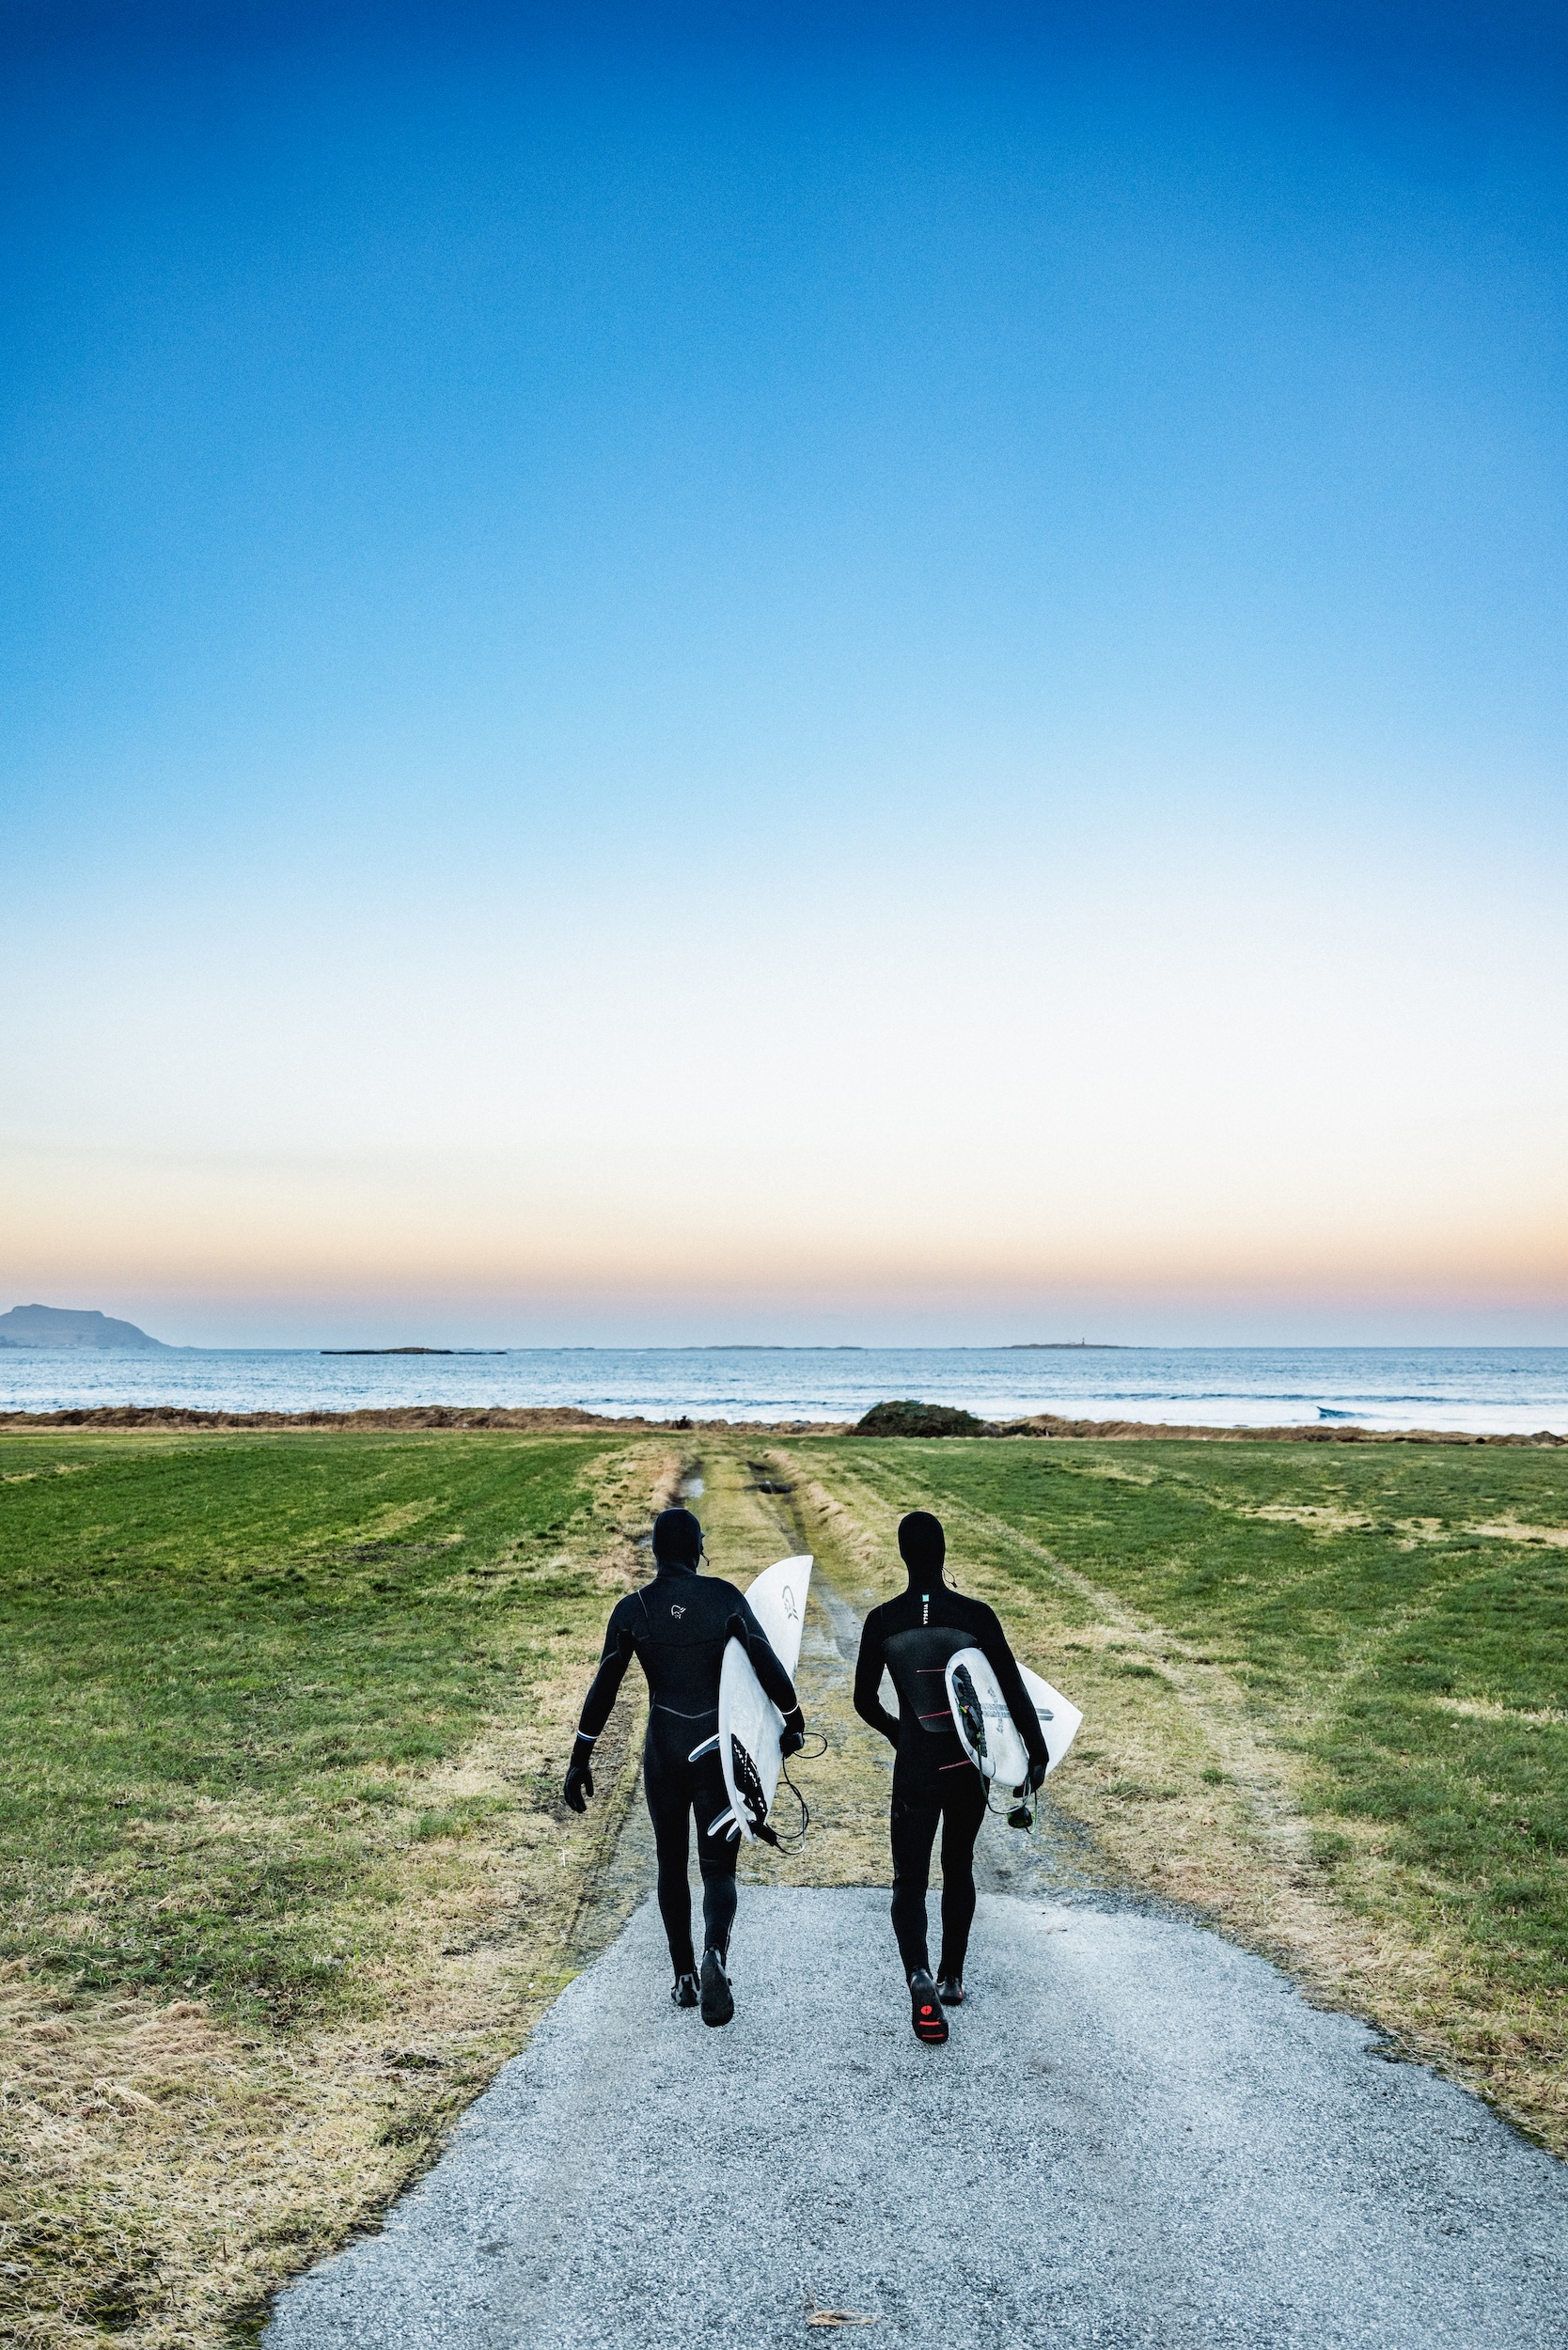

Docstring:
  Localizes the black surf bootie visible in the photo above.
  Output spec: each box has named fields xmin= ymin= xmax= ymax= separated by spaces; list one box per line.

xmin=909 ymin=1968 xmax=949 ymax=2044
xmin=699 ymin=1948 xmax=734 ymax=2028
xmin=936 ymin=1974 xmax=964 ymax=2006
xmin=671 ymin=1971 xmax=699 ymax=2009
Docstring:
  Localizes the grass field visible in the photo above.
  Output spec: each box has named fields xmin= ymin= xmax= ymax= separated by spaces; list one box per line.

xmin=0 ymin=1427 xmax=677 ymax=2347
xmin=5 ymin=1424 xmax=1565 ymax=2345
xmin=781 ymin=1434 xmax=1568 ymax=2148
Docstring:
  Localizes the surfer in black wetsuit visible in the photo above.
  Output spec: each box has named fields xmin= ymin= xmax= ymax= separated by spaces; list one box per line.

xmin=563 ymin=1506 xmax=806 ymax=2028
xmin=854 ymin=1510 xmax=1047 ymax=2044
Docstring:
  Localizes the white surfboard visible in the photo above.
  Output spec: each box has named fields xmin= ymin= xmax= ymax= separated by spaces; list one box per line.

xmin=944 ymin=1646 xmax=1082 ymax=1788
xmin=713 ymin=1554 xmax=813 ymax=1844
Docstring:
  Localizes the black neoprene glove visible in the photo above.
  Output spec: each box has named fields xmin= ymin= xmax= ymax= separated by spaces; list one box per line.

xmin=778 ymin=1707 xmax=806 ymax=1762
xmin=562 ymin=1749 xmax=594 ymax=1812
xmin=1027 ymin=1753 xmax=1048 ymax=1793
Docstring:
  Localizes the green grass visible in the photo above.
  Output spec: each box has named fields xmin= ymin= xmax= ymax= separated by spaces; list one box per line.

xmin=0 ymin=1430 xmax=625 ymax=2024
xmin=802 ymin=1437 xmax=1568 ymax=1994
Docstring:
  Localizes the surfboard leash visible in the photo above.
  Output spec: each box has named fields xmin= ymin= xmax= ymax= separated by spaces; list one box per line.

xmin=771 ymin=1732 xmax=828 ymax=1856
xmin=975 ymin=1761 xmax=1036 ymax=1834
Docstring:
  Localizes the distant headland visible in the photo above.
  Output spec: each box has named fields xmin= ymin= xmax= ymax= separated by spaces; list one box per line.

xmin=321 ymin=1347 xmax=507 ymax=1355
xmin=0 ymin=1303 xmax=171 ymax=1352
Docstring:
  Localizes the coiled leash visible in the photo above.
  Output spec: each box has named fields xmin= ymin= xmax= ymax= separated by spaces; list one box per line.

xmin=771 ymin=1731 xmax=829 ymax=1856
xmin=715 ymin=1731 xmax=827 ymax=1856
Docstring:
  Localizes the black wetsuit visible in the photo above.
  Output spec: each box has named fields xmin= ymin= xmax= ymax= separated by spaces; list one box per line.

xmin=854 ymin=1578 xmax=1046 ymax=1981
xmin=574 ymin=1559 xmax=801 ymax=1974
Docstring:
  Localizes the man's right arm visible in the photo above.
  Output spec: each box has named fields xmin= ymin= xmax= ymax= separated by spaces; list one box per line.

xmin=853 ymin=1606 xmax=901 ymax=1747
xmin=563 ymin=1603 xmax=637 ymax=1810
xmin=577 ymin=1604 xmax=638 ymax=1738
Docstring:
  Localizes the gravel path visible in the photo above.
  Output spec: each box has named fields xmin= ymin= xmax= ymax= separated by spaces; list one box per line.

xmin=266 ymin=1881 xmax=1568 ymax=2348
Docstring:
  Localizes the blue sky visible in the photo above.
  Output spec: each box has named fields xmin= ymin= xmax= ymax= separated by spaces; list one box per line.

xmin=3 ymin=4 xmax=1564 ymax=1344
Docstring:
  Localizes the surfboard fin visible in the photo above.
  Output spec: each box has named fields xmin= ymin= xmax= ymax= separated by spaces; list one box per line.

xmin=730 ymin=1735 xmax=776 ymax=1840
xmin=950 ymin=1663 xmax=988 ymax=1767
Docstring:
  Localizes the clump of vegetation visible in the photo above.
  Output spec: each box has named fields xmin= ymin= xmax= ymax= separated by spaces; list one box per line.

xmin=855 ymin=1399 xmax=987 ymax=1438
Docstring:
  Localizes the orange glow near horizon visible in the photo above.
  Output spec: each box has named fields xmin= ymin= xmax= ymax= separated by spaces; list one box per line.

xmin=5 ymin=1123 xmax=1562 ymax=1344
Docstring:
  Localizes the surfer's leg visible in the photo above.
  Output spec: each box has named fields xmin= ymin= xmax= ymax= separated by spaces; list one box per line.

xmin=935 ymin=1771 xmax=988 ymax=1984
xmin=888 ymin=1787 xmax=942 ymax=1976
xmin=697 ymin=1854 xmax=738 ymax=1959
xmin=643 ymin=1733 xmax=698 ymax=1975
xmin=689 ymin=1754 xmax=739 ymax=2026
xmin=693 ymin=1745 xmax=740 ymax=1959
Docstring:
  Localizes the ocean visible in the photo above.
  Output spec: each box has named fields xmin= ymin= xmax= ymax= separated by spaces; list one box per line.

xmin=2 ymin=1344 xmax=1566 ymax=1434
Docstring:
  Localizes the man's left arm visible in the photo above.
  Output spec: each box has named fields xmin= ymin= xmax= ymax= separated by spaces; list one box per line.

xmin=730 ymin=1595 xmax=807 ymax=1754
xmin=976 ymin=1605 xmax=1049 ymax=1787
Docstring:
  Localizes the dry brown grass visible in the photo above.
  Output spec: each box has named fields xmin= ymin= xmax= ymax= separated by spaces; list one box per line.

xmin=0 ymin=1442 xmax=680 ymax=2348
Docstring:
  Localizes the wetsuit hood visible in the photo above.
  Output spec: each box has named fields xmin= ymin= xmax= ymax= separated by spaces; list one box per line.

xmin=651 ymin=1505 xmax=703 ymax=1569
xmin=898 ymin=1510 xmax=946 ymax=1586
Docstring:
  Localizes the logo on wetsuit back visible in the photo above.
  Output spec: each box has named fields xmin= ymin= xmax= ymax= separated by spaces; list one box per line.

xmin=669 ymin=1603 xmax=686 ymax=1618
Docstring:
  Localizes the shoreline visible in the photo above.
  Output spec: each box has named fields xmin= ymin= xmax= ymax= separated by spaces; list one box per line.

xmin=1 ymin=1402 xmax=1562 ymax=1445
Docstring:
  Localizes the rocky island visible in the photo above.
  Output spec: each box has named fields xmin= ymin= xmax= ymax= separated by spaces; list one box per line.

xmin=0 ymin=1303 xmax=170 ymax=1351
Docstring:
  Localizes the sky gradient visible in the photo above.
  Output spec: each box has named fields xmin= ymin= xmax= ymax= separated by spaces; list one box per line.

xmin=4 ymin=4 xmax=1565 ymax=1345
